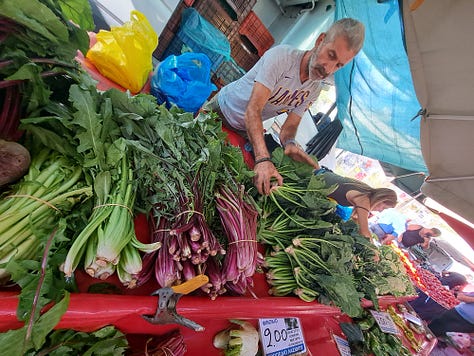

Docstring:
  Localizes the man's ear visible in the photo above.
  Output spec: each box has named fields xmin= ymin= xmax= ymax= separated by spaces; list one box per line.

xmin=315 ymin=33 xmax=326 ymax=47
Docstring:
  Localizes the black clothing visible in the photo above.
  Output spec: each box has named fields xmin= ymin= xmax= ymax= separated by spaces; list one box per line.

xmin=428 ymin=308 xmax=474 ymax=337
xmin=321 ymin=171 xmax=371 ymax=207
xmin=401 ymin=228 xmax=424 ymax=247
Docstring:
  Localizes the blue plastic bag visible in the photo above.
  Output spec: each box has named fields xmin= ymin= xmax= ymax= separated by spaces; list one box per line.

xmin=151 ymin=52 xmax=216 ymax=113
xmin=335 ymin=204 xmax=354 ymax=221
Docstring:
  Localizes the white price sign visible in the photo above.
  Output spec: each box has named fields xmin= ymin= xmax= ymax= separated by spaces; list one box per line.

xmin=370 ymin=310 xmax=400 ymax=335
xmin=259 ymin=318 xmax=307 ymax=356
xmin=333 ymin=334 xmax=352 ymax=356
xmin=403 ymin=312 xmax=423 ymax=326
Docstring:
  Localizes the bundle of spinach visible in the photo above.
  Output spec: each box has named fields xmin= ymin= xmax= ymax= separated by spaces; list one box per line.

xmin=353 ymin=244 xmax=416 ymax=303
xmin=0 ymin=0 xmax=93 ymax=140
xmin=258 ymin=149 xmax=415 ymax=317
xmin=1 ymin=323 xmax=128 ymax=356
xmin=340 ymin=311 xmax=411 ymax=356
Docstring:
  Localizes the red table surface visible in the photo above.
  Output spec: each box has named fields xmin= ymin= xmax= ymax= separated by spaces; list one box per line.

xmin=0 ymin=283 xmax=350 ymax=355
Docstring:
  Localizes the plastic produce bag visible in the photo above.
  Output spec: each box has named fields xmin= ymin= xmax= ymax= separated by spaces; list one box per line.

xmin=176 ymin=8 xmax=231 ymax=69
xmin=86 ymin=10 xmax=158 ymax=93
xmin=151 ymin=52 xmax=217 ymax=113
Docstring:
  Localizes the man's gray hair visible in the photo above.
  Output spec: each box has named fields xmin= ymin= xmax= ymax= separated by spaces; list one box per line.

xmin=325 ymin=18 xmax=365 ymax=54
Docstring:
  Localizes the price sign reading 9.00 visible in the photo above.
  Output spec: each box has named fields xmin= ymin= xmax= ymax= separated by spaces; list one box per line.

xmin=258 ymin=318 xmax=307 ymax=356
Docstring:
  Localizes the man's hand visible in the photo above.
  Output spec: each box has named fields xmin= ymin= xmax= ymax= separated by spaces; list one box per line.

xmin=382 ymin=234 xmax=396 ymax=245
xmin=253 ymin=160 xmax=283 ymax=195
xmin=283 ymin=142 xmax=319 ymax=169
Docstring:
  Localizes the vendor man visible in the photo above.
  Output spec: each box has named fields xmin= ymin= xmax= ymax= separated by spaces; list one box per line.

xmin=202 ymin=18 xmax=365 ymax=195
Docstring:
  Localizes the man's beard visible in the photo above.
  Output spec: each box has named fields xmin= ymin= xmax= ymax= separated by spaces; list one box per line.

xmin=308 ymin=47 xmax=328 ymax=81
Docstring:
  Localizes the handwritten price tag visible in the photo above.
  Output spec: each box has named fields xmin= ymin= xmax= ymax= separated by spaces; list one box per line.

xmin=333 ymin=335 xmax=352 ymax=356
xmin=403 ymin=312 xmax=423 ymax=326
xmin=370 ymin=310 xmax=400 ymax=335
xmin=259 ymin=318 xmax=307 ymax=356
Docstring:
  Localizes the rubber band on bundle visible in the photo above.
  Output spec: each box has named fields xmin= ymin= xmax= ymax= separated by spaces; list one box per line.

xmin=228 ymin=239 xmax=258 ymax=245
xmin=6 ymin=194 xmax=59 ymax=212
xmin=93 ymin=203 xmax=133 ymax=216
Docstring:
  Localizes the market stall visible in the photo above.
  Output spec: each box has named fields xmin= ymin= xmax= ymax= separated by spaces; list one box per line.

xmin=0 ymin=1 xmax=444 ymax=355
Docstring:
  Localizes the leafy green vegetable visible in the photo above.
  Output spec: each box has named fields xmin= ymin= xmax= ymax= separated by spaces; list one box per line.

xmin=0 ymin=0 xmax=91 ymax=57
xmin=0 ymin=324 xmax=128 ymax=356
xmin=259 ymin=148 xmax=416 ymax=317
xmin=343 ymin=311 xmax=411 ymax=356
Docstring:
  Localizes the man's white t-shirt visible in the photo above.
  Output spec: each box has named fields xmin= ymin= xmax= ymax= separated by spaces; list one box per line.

xmin=218 ymin=45 xmax=322 ymax=131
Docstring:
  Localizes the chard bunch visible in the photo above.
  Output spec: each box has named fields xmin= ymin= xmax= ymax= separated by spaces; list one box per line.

xmin=0 ymin=148 xmax=91 ymax=282
xmin=216 ymin=184 xmax=261 ymax=296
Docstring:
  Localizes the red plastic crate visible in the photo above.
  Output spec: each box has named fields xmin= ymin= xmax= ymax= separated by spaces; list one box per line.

xmin=238 ymin=11 xmax=274 ymax=57
xmin=229 ymin=35 xmax=260 ymax=72
xmin=223 ymin=0 xmax=257 ymax=21
xmin=193 ymin=0 xmax=239 ymax=37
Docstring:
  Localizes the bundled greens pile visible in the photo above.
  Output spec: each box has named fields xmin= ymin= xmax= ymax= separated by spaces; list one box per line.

xmin=0 ymin=0 xmax=92 ymax=141
xmin=257 ymin=149 xmax=416 ymax=317
xmin=95 ymin=90 xmax=257 ymax=297
xmin=340 ymin=312 xmax=412 ymax=356
xmin=20 ymin=80 xmax=163 ymax=284
xmin=18 ymin=75 xmax=258 ymax=294
xmin=0 ymin=0 xmax=419 ymax=353
xmin=0 ymin=0 xmax=257 ymax=291
xmin=0 ymin=0 xmax=257 ymax=352
xmin=0 ymin=146 xmax=92 ymax=282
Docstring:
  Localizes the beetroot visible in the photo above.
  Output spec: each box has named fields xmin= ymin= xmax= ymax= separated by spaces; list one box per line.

xmin=0 ymin=139 xmax=31 ymax=187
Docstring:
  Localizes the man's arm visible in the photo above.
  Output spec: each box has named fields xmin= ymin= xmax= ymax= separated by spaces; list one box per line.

xmin=245 ymin=82 xmax=283 ymax=195
xmin=348 ymin=194 xmax=372 ymax=238
xmin=421 ymin=237 xmax=431 ymax=249
xmin=457 ymin=292 xmax=474 ymax=303
xmin=397 ymin=233 xmax=403 ymax=243
xmin=280 ymin=112 xmax=319 ymax=169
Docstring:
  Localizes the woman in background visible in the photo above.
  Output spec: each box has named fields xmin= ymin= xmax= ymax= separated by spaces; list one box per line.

xmin=315 ymin=167 xmax=398 ymax=239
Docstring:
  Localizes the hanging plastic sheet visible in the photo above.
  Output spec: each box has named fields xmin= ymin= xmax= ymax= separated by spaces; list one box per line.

xmin=334 ymin=0 xmax=426 ymax=173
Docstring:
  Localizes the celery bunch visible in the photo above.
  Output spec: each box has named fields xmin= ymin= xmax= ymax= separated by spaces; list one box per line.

xmin=23 ymin=83 xmax=162 ymax=286
xmin=0 ymin=148 xmax=92 ymax=282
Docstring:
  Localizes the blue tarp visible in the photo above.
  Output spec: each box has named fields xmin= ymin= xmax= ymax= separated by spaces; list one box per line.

xmin=334 ymin=0 xmax=427 ymax=173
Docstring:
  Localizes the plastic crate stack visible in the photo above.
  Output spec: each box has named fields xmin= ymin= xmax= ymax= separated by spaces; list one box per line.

xmin=154 ymin=2 xmax=189 ymax=60
xmin=159 ymin=0 xmax=275 ymax=83
xmin=238 ymin=11 xmax=275 ymax=57
xmin=193 ymin=0 xmax=260 ymax=73
xmin=193 ymin=0 xmax=239 ymax=38
xmin=161 ymin=7 xmax=231 ymax=74
xmin=230 ymin=10 xmax=274 ymax=72
xmin=213 ymin=58 xmax=247 ymax=89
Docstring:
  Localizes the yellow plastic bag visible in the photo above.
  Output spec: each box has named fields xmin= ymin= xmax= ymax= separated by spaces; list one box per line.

xmin=86 ymin=10 xmax=158 ymax=93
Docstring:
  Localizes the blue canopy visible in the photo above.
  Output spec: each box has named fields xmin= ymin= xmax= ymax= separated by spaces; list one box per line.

xmin=334 ymin=0 xmax=426 ymax=173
